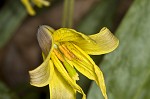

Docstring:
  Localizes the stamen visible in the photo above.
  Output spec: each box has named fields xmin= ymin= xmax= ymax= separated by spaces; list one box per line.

xmin=53 ymin=49 xmax=64 ymax=62
xmin=59 ymin=44 xmax=75 ymax=60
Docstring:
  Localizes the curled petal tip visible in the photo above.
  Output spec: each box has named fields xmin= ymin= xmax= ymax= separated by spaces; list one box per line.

xmin=37 ymin=26 xmax=53 ymax=56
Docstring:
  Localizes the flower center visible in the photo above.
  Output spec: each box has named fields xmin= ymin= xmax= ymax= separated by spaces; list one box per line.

xmin=53 ymin=43 xmax=75 ymax=61
xmin=53 ymin=43 xmax=79 ymax=80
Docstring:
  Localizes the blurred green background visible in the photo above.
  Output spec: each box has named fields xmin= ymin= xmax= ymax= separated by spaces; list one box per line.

xmin=0 ymin=0 xmax=150 ymax=99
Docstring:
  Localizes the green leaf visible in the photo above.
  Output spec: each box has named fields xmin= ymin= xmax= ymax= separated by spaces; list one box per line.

xmin=87 ymin=0 xmax=150 ymax=99
xmin=0 ymin=0 xmax=27 ymax=48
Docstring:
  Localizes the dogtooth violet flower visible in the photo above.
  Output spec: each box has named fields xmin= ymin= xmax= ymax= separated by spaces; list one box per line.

xmin=29 ymin=25 xmax=119 ymax=99
xmin=21 ymin=0 xmax=50 ymax=15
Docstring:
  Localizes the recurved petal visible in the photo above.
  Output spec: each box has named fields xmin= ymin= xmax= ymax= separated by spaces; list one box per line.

xmin=29 ymin=25 xmax=54 ymax=87
xmin=51 ymin=52 xmax=86 ymax=99
xmin=64 ymin=42 xmax=108 ymax=99
xmin=53 ymin=27 xmax=118 ymax=55
xmin=86 ymin=27 xmax=119 ymax=55
xmin=29 ymin=60 xmax=50 ymax=87
xmin=50 ymin=61 xmax=76 ymax=99
xmin=29 ymin=57 xmax=52 ymax=87
xmin=37 ymin=25 xmax=54 ymax=56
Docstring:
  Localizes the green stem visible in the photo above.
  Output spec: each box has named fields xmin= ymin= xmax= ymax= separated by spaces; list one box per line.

xmin=68 ymin=0 xmax=74 ymax=28
xmin=62 ymin=0 xmax=68 ymax=27
xmin=62 ymin=0 xmax=74 ymax=28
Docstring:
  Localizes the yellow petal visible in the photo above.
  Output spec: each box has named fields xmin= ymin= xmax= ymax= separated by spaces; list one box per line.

xmin=29 ymin=50 xmax=52 ymax=87
xmin=51 ymin=52 xmax=86 ymax=99
xmin=53 ymin=28 xmax=89 ymax=42
xmin=53 ymin=28 xmax=119 ymax=55
xmin=50 ymin=61 xmax=76 ymax=99
xmin=63 ymin=42 xmax=108 ymax=99
xmin=32 ymin=0 xmax=50 ymax=8
xmin=29 ymin=59 xmax=51 ymax=87
xmin=37 ymin=25 xmax=54 ymax=56
xmin=21 ymin=0 xmax=36 ymax=15
xmin=87 ymin=27 xmax=119 ymax=55
xmin=75 ymin=27 xmax=119 ymax=55
xmin=29 ymin=25 xmax=54 ymax=87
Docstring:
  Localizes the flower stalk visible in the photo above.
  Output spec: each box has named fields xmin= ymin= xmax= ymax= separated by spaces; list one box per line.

xmin=62 ymin=0 xmax=74 ymax=28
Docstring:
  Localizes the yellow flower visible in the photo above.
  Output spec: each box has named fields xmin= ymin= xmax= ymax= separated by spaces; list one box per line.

xmin=29 ymin=25 xmax=119 ymax=99
xmin=21 ymin=0 xmax=50 ymax=15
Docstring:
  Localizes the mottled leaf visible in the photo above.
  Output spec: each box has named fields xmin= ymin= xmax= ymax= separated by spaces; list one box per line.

xmin=88 ymin=0 xmax=150 ymax=99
